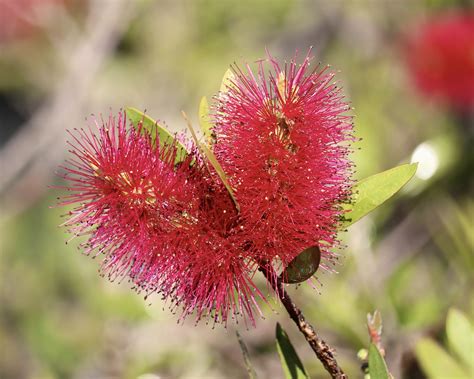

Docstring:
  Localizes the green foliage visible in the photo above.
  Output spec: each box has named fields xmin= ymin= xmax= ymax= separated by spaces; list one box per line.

xmin=280 ymin=246 xmax=321 ymax=284
xmin=236 ymin=331 xmax=257 ymax=379
xmin=279 ymin=162 xmax=418 ymax=284
xmin=341 ymin=163 xmax=418 ymax=228
xmin=219 ymin=68 xmax=236 ymax=93
xmin=201 ymin=144 xmax=240 ymax=211
xmin=181 ymin=111 xmax=240 ymax=211
xmin=415 ymin=338 xmax=469 ymax=379
xmin=125 ymin=107 xmax=188 ymax=163
xmin=387 ymin=259 xmax=447 ymax=329
xmin=446 ymin=309 xmax=474 ymax=372
xmin=0 ymin=197 xmax=147 ymax=378
xmin=362 ymin=311 xmax=391 ymax=379
xmin=368 ymin=344 xmax=389 ymax=379
xmin=415 ymin=308 xmax=473 ymax=379
xmin=433 ymin=199 xmax=474 ymax=275
xmin=198 ymin=96 xmax=212 ymax=142
xmin=276 ymin=323 xmax=309 ymax=379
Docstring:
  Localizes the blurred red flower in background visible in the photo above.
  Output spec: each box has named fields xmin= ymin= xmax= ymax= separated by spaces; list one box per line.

xmin=404 ymin=12 xmax=474 ymax=111
xmin=0 ymin=0 xmax=68 ymax=43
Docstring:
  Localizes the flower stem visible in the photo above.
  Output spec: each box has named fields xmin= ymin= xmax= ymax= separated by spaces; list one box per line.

xmin=258 ymin=264 xmax=347 ymax=379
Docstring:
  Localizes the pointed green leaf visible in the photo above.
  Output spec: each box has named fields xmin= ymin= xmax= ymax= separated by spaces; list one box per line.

xmin=368 ymin=343 xmax=389 ymax=379
xmin=280 ymin=246 xmax=321 ymax=284
xmin=415 ymin=338 xmax=469 ymax=379
xmin=199 ymin=96 xmax=212 ymax=142
xmin=276 ymin=323 xmax=310 ymax=379
xmin=201 ymin=144 xmax=240 ymax=212
xmin=181 ymin=111 xmax=240 ymax=212
xmin=277 ymin=71 xmax=286 ymax=100
xmin=220 ymin=68 xmax=236 ymax=93
xmin=341 ymin=163 xmax=418 ymax=228
xmin=236 ymin=331 xmax=257 ymax=379
xmin=446 ymin=308 xmax=474 ymax=372
xmin=125 ymin=107 xmax=188 ymax=163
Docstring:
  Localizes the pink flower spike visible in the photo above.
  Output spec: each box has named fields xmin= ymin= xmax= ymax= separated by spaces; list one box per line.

xmin=56 ymin=111 xmax=265 ymax=326
xmin=212 ymin=50 xmax=354 ymax=271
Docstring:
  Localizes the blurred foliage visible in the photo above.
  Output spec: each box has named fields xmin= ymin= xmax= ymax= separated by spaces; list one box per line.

xmin=1 ymin=0 xmax=473 ymax=378
xmin=275 ymin=323 xmax=309 ymax=379
xmin=415 ymin=309 xmax=473 ymax=379
xmin=0 ymin=197 xmax=148 ymax=378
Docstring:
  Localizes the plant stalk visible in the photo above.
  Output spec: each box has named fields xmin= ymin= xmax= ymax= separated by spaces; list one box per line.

xmin=258 ymin=264 xmax=347 ymax=378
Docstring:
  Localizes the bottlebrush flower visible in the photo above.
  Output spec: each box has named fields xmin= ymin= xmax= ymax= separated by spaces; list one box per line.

xmin=403 ymin=12 xmax=474 ymax=110
xmin=57 ymin=112 xmax=262 ymax=325
xmin=212 ymin=50 xmax=354 ymax=272
xmin=57 ymin=49 xmax=355 ymax=326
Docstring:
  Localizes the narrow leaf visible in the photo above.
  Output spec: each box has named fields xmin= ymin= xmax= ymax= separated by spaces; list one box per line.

xmin=125 ymin=107 xmax=188 ymax=163
xmin=220 ymin=68 xmax=236 ymax=93
xmin=198 ymin=96 xmax=212 ymax=142
xmin=280 ymin=246 xmax=321 ymax=284
xmin=236 ymin=331 xmax=257 ymax=379
xmin=276 ymin=323 xmax=310 ymax=379
xmin=415 ymin=338 xmax=469 ymax=379
xmin=368 ymin=343 xmax=390 ymax=379
xmin=446 ymin=308 xmax=474 ymax=372
xmin=341 ymin=163 xmax=417 ymax=228
xmin=201 ymin=144 xmax=240 ymax=212
xmin=277 ymin=71 xmax=287 ymax=101
xmin=181 ymin=111 xmax=240 ymax=212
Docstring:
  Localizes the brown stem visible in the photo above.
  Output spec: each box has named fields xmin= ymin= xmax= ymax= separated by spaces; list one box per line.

xmin=258 ymin=264 xmax=347 ymax=378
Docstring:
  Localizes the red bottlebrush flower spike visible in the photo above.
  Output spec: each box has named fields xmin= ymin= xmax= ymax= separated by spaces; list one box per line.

xmin=212 ymin=50 xmax=354 ymax=271
xmin=57 ymin=112 xmax=263 ymax=325
xmin=404 ymin=12 xmax=474 ymax=111
xmin=57 ymin=50 xmax=355 ymax=327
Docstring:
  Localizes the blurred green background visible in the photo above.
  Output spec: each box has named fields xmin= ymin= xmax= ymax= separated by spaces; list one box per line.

xmin=0 ymin=1 xmax=472 ymax=378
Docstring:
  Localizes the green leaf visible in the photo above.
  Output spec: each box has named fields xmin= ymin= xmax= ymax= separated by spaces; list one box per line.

xmin=198 ymin=96 xmax=212 ymax=142
xmin=277 ymin=71 xmax=286 ymax=100
xmin=181 ymin=111 xmax=240 ymax=212
xmin=125 ymin=107 xmax=188 ymax=163
xmin=341 ymin=163 xmax=417 ymax=228
xmin=236 ymin=331 xmax=257 ymax=379
xmin=368 ymin=343 xmax=390 ymax=379
xmin=201 ymin=144 xmax=240 ymax=212
xmin=415 ymin=338 xmax=469 ymax=379
xmin=275 ymin=323 xmax=310 ymax=379
xmin=280 ymin=246 xmax=321 ymax=284
xmin=446 ymin=308 xmax=474 ymax=372
xmin=220 ymin=68 xmax=236 ymax=93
